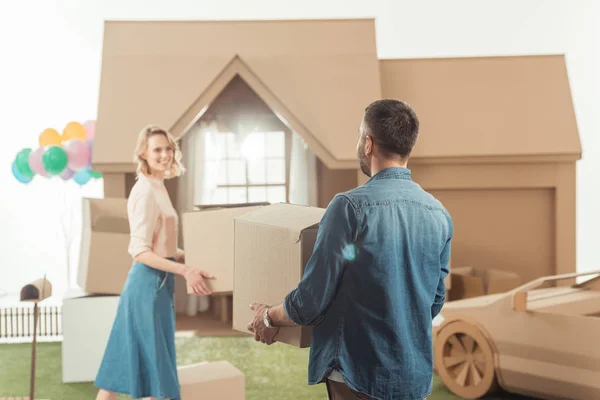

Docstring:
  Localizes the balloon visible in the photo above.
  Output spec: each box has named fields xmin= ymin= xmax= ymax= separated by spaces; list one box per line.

xmin=60 ymin=168 xmax=75 ymax=180
xmin=63 ymin=139 xmax=89 ymax=171
xmin=39 ymin=128 xmax=62 ymax=147
xmin=89 ymin=170 xmax=103 ymax=179
xmin=42 ymin=145 xmax=68 ymax=175
xmin=87 ymin=140 xmax=93 ymax=168
xmin=28 ymin=147 xmax=48 ymax=177
xmin=12 ymin=161 xmax=32 ymax=184
xmin=73 ymin=168 xmax=92 ymax=185
xmin=15 ymin=148 xmax=34 ymax=178
xmin=62 ymin=122 xmax=86 ymax=142
xmin=83 ymin=120 xmax=96 ymax=141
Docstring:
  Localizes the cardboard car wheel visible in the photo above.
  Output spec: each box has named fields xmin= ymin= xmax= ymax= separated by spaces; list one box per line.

xmin=434 ymin=321 xmax=497 ymax=399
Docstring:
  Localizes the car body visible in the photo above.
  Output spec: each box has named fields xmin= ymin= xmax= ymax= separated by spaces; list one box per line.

xmin=432 ymin=269 xmax=600 ymax=400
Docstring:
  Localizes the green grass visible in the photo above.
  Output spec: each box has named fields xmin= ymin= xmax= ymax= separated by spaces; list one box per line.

xmin=0 ymin=337 xmax=532 ymax=399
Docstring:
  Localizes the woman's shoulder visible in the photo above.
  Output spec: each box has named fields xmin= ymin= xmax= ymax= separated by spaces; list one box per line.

xmin=128 ymin=176 xmax=157 ymax=206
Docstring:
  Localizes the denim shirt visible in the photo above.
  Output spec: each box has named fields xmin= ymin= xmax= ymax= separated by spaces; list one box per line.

xmin=283 ymin=167 xmax=453 ymax=400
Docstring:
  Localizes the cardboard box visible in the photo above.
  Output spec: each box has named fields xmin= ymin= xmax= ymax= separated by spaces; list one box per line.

xmin=232 ymin=203 xmax=326 ymax=348
xmin=178 ymin=361 xmax=245 ymax=399
xmin=181 ymin=202 xmax=269 ymax=294
xmin=61 ymin=292 xmax=120 ymax=383
xmin=78 ymin=198 xmax=132 ymax=295
xmin=448 ymin=266 xmax=521 ymax=301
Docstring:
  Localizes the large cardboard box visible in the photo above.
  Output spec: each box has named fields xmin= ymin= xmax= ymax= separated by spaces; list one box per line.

xmin=181 ymin=202 xmax=269 ymax=294
xmin=178 ymin=361 xmax=245 ymax=399
xmin=448 ymin=266 xmax=521 ymax=301
xmin=61 ymin=292 xmax=120 ymax=383
xmin=78 ymin=198 xmax=132 ymax=295
xmin=232 ymin=203 xmax=326 ymax=348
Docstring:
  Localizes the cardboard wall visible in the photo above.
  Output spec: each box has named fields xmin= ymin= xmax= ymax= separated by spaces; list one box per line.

xmin=316 ymin=159 xmax=358 ymax=208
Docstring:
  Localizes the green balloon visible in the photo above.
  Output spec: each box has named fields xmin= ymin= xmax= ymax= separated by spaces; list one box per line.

xmin=15 ymin=148 xmax=34 ymax=178
xmin=89 ymin=170 xmax=103 ymax=179
xmin=42 ymin=145 xmax=68 ymax=175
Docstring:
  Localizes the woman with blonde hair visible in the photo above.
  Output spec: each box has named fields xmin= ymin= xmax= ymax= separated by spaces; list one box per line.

xmin=94 ymin=125 xmax=213 ymax=400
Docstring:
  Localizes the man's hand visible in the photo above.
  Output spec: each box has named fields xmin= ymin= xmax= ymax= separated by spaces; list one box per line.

xmin=247 ymin=303 xmax=280 ymax=345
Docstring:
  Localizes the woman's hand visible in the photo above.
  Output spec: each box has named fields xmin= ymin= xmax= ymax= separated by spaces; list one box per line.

xmin=184 ymin=267 xmax=214 ymax=296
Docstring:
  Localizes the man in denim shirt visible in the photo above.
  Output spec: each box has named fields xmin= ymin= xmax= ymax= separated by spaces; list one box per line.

xmin=248 ymin=99 xmax=453 ymax=400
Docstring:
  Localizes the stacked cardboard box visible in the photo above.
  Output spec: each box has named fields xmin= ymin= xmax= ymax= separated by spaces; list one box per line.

xmin=61 ymin=197 xmax=130 ymax=383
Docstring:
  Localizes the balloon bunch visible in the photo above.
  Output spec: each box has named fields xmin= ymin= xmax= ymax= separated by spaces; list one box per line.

xmin=12 ymin=120 xmax=102 ymax=185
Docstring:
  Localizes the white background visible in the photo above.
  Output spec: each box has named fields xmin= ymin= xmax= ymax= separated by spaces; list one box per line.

xmin=0 ymin=0 xmax=598 ymax=295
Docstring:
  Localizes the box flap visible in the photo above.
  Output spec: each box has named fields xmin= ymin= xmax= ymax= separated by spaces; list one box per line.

xmin=234 ymin=203 xmax=325 ymax=243
xmin=194 ymin=201 xmax=269 ymax=211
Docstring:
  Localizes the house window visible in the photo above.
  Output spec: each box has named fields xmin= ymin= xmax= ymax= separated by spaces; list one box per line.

xmin=211 ymin=131 xmax=289 ymax=204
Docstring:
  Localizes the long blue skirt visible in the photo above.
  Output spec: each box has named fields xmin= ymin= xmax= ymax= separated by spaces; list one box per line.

xmin=94 ymin=260 xmax=180 ymax=399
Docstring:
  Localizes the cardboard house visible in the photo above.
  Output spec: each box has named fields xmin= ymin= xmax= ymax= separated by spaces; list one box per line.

xmin=87 ymin=18 xmax=581 ymax=305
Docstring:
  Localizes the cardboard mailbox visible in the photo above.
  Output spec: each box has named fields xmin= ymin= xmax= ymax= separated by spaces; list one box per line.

xmin=78 ymin=198 xmax=132 ymax=295
xmin=448 ymin=265 xmax=521 ymax=301
xmin=232 ymin=203 xmax=326 ymax=348
xmin=182 ymin=202 xmax=269 ymax=294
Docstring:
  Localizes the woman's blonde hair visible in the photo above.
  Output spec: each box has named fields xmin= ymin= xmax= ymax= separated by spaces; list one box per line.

xmin=134 ymin=124 xmax=185 ymax=179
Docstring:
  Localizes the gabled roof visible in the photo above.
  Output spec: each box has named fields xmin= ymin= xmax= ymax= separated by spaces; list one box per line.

xmin=381 ymin=54 xmax=581 ymax=162
xmin=93 ymin=19 xmax=382 ymax=171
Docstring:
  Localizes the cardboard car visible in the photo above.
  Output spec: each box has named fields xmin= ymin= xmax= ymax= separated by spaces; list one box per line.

xmin=433 ymin=269 xmax=600 ymax=400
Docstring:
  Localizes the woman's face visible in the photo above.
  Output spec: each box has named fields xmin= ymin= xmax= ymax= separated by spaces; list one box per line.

xmin=145 ymin=133 xmax=174 ymax=177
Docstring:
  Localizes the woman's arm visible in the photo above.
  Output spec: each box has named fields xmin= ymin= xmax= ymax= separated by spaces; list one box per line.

xmin=127 ymin=189 xmax=212 ymax=295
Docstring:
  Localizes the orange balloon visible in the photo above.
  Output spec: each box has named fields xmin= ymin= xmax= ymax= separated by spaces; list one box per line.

xmin=62 ymin=122 xmax=86 ymax=141
xmin=39 ymin=128 xmax=62 ymax=147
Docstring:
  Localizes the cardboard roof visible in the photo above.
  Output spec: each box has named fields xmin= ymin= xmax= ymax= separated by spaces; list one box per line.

xmin=234 ymin=203 xmax=325 ymax=243
xmin=93 ymin=19 xmax=381 ymax=171
xmin=380 ymin=55 xmax=582 ymax=162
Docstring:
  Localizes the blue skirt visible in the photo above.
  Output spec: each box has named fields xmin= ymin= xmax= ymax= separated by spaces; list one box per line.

xmin=94 ymin=260 xmax=180 ymax=399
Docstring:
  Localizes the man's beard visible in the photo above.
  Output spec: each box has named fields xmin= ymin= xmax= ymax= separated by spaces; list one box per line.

xmin=358 ymin=147 xmax=371 ymax=178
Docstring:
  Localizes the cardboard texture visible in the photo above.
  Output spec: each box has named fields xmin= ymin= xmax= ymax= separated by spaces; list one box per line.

xmin=78 ymin=198 xmax=132 ymax=295
xmin=90 ymin=18 xmax=581 ymax=304
xmin=433 ymin=270 xmax=600 ymax=400
xmin=61 ymin=293 xmax=120 ymax=383
xmin=232 ymin=203 xmax=326 ymax=347
xmin=182 ymin=202 xmax=269 ymax=294
xmin=178 ymin=361 xmax=245 ymax=399
xmin=93 ymin=19 xmax=381 ymax=171
xmin=449 ymin=266 xmax=520 ymax=301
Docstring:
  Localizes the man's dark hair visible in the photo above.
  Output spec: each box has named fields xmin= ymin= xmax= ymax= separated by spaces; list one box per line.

xmin=363 ymin=99 xmax=419 ymax=159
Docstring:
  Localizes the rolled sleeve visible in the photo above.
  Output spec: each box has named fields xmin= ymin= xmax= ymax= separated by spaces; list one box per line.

xmin=127 ymin=192 xmax=160 ymax=259
xmin=284 ymin=194 xmax=359 ymax=327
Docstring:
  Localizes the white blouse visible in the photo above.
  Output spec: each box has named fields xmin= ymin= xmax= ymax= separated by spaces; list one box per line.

xmin=127 ymin=173 xmax=178 ymax=259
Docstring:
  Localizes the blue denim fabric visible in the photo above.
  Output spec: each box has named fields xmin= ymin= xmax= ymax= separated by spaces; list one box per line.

xmin=284 ymin=167 xmax=452 ymax=400
xmin=94 ymin=260 xmax=180 ymax=400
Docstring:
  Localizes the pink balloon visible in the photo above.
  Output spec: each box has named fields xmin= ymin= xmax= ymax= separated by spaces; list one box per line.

xmin=63 ymin=139 xmax=90 ymax=171
xmin=28 ymin=147 xmax=49 ymax=177
xmin=60 ymin=168 xmax=75 ymax=180
xmin=83 ymin=120 xmax=96 ymax=141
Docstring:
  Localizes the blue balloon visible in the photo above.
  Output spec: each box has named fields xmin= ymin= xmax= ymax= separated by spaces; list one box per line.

xmin=12 ymin=161 xmax=33 ymax=184
xmin=73 ymin=168 xmax=92 ymax=185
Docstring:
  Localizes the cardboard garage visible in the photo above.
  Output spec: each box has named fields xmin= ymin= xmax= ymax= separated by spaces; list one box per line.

xmin=232 ymin=203 xmax=325 ymax=347
xmin=87 ymin=19 xmax=581 ymax=308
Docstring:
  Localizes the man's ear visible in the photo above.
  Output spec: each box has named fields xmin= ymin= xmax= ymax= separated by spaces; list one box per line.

xmin=365 ymin=135 xmax=373 ymax=156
